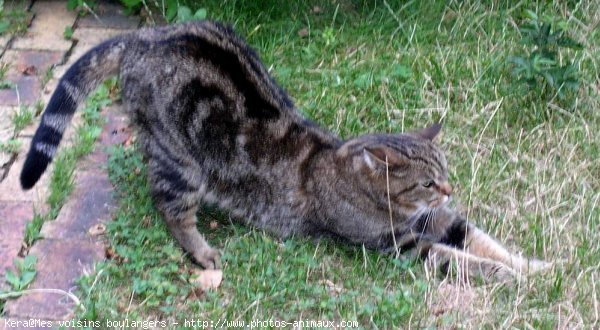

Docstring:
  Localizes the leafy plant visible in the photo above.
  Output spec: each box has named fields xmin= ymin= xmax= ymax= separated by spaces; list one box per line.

xmin=3 ymin=256 xmax=37 ymax=292
xmin=508 ymin=10 xmax=583 ymax=100
xmin=174 ymin=6 xmax=207 ymax=22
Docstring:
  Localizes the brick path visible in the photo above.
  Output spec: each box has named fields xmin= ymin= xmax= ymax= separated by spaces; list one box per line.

xmin=0 ymin=0 xmax=139 ymax=325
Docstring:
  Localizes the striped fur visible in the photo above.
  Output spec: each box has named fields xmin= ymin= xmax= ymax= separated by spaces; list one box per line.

xmin=20 ymin=21 xmax=549 ymax=280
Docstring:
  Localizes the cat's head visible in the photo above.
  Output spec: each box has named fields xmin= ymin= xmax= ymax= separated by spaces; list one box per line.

xmin=336 ymin=124 xmax=451 ymax=220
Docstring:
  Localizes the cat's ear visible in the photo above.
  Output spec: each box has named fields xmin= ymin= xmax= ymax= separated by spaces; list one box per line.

xmin=414 ymin=123 xmax=442 ymax=141
xmin=363 ymin=146 xmax=406 ymax=171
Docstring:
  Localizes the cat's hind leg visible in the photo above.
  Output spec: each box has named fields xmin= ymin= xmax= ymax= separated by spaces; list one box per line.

xmin=148 ymin=158 xmax=220 ymax=269
xmin=463 ymin=225 xmax=550 ymax=275
xmin=429 ymin=207 xmax=550 ymax=275
xmin=421 ymin=242 xmax=518 ymax=283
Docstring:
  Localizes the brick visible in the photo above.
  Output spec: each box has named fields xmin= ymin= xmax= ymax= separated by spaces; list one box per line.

xmin=78 ymin=2 xmax=140 ymax=30
xmin=0 ymin=75 xmax=40 ymax=106
xmin=11 ymin=1 xmax=76 ymax=52
xmin=0 ymin=202 xmax=33 ymax=283
xmin=40 ymin=170 xmax=113 ymax=240
xmin=2 ymin=239 xmax=105 ymax=321
xmin=2 ymin=50 xmax=64 ymax=77
xmin=0 ymin=139 xmax=48 ymax=205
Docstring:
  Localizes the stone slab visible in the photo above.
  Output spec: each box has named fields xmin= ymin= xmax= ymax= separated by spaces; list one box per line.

xmin=11 ymin=1 xmax=76 ymax=52
xmin=78 ymin=2 xmax=140 ymax=30
xmin=0 ymin=202 xmax=33 ymax=282
xmin=0 ymin=75 xmax=40 ymax=106
xmin=2 ymin=50 xmax=64 ymax=77
xmin=2 ymin=238 xmax=105 ymax=321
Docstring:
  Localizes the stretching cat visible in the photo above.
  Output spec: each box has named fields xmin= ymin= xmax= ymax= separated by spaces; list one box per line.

xmin=20 ymin=21 xmax=548 ymax=282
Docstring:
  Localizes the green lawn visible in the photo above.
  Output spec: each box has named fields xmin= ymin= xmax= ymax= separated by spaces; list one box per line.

xmin=76 ymin=1 xmax=599 ymax=328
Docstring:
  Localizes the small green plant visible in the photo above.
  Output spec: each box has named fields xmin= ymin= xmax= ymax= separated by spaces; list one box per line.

xmin=508 ymin=10 xmax=583 ymax=101
xmin=12 ymin=106 xmax=34 ymax=133
xmin=321 ymin=27 xmax=336 ymax=46
xmin=3 ymin=256 xmax=37 ymax=292
xmin=34 ymin=100 xmax=45 ymax=116
xmin=41 ymin=67 xmax=54 ymax=89
xmin=0 ymin=62 xmax=14 ymax=89
xmin=0 ymin=138 xmax=21 ymax=154
xmin=66 ymin=0 xmax=96 ymax=15
xmin=63 ymin=26 xmax=73 ymax=40
xmin=24 ymin=214 xmax=45 ymax=246
xmin=174 ymin=6 xmax=206 ymax=22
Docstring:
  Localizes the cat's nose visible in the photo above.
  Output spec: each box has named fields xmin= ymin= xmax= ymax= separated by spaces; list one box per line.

xmin=439 ymin=182 xmax=452 ymax=196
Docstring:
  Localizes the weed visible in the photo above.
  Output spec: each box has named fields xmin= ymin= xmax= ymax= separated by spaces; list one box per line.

xmin=0 ymin=80 xmax=14 ymax=89
xmin=0 ymin=138 xmax=21 ymax=154
xmin=40 ymin=67 xmax=54 ymax=88
xmin=2 ymin=256 xmax=37 ymax=292
xmin=0 ymin=62 xmax=14 ymax=89
xmin=11 ymin=106 xmax=33 ymax=134
xmin=34 ymin=100 xmax=44 ymax=116
xmin=63 ymin=26 xmax=73 ymax=40
xmin=66 ymin=0 xmax=96 ymax=15
xmin=23 ymin=214 xmax=44 ymax=247
xmin=508 ymin=10 xmax=583 ymax=102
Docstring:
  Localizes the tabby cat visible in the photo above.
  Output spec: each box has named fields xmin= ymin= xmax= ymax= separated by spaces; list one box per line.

xmin=20 ymin=21 xmax=549 ymax=282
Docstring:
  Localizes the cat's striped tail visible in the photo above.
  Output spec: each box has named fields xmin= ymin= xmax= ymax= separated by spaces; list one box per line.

xmin=20 ymin=36 xmax=128 ymax=189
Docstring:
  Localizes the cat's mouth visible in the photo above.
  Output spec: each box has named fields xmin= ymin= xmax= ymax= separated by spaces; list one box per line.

xmin=428 ymin=195 xmax=450 ymax=208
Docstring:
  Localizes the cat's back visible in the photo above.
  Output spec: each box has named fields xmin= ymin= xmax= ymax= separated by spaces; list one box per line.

xmin=120 ymin=21 xmax=294 ymax=119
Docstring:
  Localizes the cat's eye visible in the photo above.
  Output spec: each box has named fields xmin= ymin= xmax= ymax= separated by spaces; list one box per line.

xmin=422 ymin=180 xmax=435 ymax=188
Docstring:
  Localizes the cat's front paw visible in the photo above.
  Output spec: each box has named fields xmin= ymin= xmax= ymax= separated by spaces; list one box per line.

xmin=192 ymin=246 xmax=221 ymax=269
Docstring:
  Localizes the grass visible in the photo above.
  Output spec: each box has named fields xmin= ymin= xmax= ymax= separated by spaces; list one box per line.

xmin=67 ymin=0 xmax=600 ymax=328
